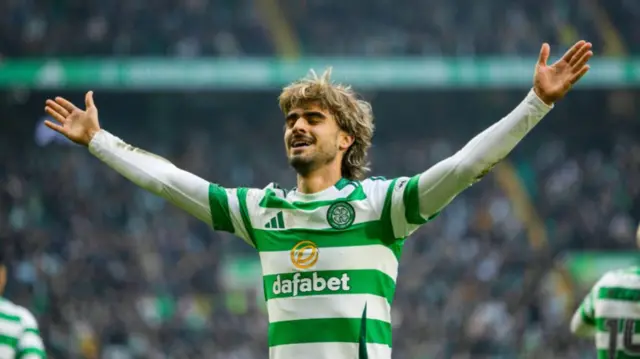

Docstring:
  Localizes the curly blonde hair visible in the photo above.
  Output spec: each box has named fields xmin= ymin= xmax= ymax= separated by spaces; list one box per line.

xmin=278 ymin=68 xmax=374 ymax=180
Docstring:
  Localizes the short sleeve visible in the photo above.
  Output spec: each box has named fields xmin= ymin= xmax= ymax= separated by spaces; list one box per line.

xmin=17 ymin=308 xmax=46 ymax=359
xmin=578 ymin=271 xmax=616 ymax=327
xmin=208 ymin=184 xmax=263 ymax=248
xmin=578 ymin=289 xmax=596 ymax=326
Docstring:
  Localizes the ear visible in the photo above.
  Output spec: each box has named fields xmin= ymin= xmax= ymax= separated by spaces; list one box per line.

xmin=0 ymin=266 xmax=5 ymax=295
xmin=338 ymin=131 xmax=355 ymax=152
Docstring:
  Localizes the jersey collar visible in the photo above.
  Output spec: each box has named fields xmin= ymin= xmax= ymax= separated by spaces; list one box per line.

xmin=289 ymin=178 xmax=350 ymax=202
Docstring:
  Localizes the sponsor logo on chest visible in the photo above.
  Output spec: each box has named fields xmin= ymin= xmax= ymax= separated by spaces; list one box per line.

xmin=271 ymin=240 xmax=351 ymax=297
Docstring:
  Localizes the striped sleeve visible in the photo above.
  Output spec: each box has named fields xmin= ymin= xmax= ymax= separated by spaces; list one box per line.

xmin=16 ymin=309 xmax=45 ymax=359
xmin=578 ymin=288 xmax=596 ymax=326
xmin=208 ymin=185 xmax=260 ymax=248
xmin=365 ymin=177 xmax=436 ymax=240
xmin=387 ymin=176 xmax=438 ymax=238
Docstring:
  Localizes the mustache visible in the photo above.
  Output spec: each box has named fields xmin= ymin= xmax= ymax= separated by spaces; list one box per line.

xmin=288 ymin=135 xmax=315 ymax=146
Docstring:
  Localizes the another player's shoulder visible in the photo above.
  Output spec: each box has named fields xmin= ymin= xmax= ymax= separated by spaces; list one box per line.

xmin=597 ymin=266 xmax=640 ymax=288
xmin=0 ymin=298 xmax=39 ymax=328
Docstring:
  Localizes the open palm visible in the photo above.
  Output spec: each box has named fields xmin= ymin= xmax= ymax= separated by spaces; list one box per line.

xmin=534 ymin=40 xmax=593 ymax=105
xmin=44 ymin=91 xmax=101 ymax=146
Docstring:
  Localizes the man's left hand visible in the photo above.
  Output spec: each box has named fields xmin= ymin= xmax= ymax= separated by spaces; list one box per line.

xmin=533 ymin=40 xmax=593 ymax=106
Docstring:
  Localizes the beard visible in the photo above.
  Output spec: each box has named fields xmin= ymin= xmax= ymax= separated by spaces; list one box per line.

xmin=288 ymin=145 xmax=338 ymax=176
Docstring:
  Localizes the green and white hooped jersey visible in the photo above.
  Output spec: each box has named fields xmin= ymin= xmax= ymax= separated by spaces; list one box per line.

xmin=579 ymin=267 xmax=640 ymax=359
xmin=209 ymin=176 xmax=432 ymax=359
xmin=0 ymin=298 xmax=46 ymax=359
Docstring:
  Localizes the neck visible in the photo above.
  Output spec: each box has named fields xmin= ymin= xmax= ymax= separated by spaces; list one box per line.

xmin=296 ymin=166 xmax=343 ymax=194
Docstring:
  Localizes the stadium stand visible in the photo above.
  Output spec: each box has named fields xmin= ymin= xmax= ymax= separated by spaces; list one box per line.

xmin=0 ymin=0 xmax=618 ymax=57
xmin=0 ymin=0 xmax=637 ymax=357
xmin=1 ymin=88 xmax=638 ymax=358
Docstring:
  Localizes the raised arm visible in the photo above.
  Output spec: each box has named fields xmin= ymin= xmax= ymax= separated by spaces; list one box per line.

xmin=44 ymin=92 xmax=256 ymax=245
xmin=417 ymin=41 xmax=593 ymax=219
xmin=416 ymin=90 xmax=551 ymax=217
xmin=88 ymin=130 xmax=212 ymax=225
xmin=44 ymin=92 xmax=212 ymax=225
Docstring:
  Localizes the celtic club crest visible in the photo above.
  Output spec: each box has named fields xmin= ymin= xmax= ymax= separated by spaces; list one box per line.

xmin=326 ymin=202 xmax=355 ymax=230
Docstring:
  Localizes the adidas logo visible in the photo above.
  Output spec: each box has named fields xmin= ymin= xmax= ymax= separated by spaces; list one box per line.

xmin=265 ymin=212 xmax=285 ymax=229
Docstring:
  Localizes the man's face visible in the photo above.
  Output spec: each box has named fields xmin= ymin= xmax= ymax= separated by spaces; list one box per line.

xmin=284 ymin=102 xmax=351 ymax=176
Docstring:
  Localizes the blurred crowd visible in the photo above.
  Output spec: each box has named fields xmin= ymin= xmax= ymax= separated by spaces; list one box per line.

xmin=0 ymin=0 xmax=615 ymax=57
xmin=0 ymin=0 xmax=638 ymax=358
xmin=0 ymin=88 xmax=638 ymax=359
xmin=281 ymin=0 xmax=603 ymax=56
xmin=0 ymin=0 xmax=272 ymax=57
xmin=598 ymin=0 xmax=640 ymax=53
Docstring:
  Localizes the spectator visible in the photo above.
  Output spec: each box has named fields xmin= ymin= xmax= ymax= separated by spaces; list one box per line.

xmin=0 ymin=88 xmax=637 ymax=358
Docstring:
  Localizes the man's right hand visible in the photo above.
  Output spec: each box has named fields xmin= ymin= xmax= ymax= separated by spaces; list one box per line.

xmin=44 ymin=91 xmax=101 ymax=146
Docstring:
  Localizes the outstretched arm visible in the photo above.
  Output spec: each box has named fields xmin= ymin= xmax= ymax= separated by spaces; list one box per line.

xmin=416 ymin=40 xmax=592 ymax=219
xmin=44 ymin=92 xmax=212 ymax=226
xmin=416 ymin=90 xmax=551 ymax=217
xmin=88 ymin=130 xmax=212 ymax=225
xmin=45 ymin=92 xmax=255 ymax=245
